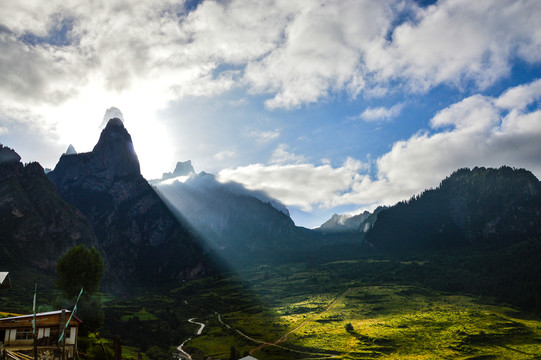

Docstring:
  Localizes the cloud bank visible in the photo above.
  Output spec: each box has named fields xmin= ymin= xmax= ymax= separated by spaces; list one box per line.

xmin=2 ymin=0 xmax=541 ymax=112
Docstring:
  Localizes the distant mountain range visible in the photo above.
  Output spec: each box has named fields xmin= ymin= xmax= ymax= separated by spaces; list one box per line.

xmin=2 ymin=117 xmax=541 ymax=296
xmin=317 ymin=207 xmax=386 ymax=234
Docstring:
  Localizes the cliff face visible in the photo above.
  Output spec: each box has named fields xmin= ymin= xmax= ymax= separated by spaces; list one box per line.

xmin=0 ymin=145 xmax=97 ymax=271
xmin=365 ymin=167 xmax=541 ymax=253
xmin=48 ymin=119 xmax=211 ymax=288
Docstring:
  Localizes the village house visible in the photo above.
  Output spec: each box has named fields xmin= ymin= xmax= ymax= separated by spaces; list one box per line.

xmin=0 ymin=310 xmax=81 ymax=360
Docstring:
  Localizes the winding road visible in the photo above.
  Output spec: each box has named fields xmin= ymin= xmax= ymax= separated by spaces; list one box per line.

xmin=188 ymin=318 xmax=206 ymax=335
xmin=177 ymin=318 xmax=206 ymax=359
xmin=177 ymin=288 xmax=350 ymax=359
xmin=177 ymin=338 xmax=192 ymax=360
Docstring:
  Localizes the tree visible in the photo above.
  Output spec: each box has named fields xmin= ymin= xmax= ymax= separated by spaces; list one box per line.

xmin=57 ymin=244 xmax=104 ymax=299
xmin=56 ymin=245 xmax=105 ymax=334
xmin=345 ymin=323 xmax=354 ymax=333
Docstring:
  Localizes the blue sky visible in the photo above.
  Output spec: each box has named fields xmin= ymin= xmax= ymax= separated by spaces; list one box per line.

xmin=1 ymin=0 xmax=541 ymax=228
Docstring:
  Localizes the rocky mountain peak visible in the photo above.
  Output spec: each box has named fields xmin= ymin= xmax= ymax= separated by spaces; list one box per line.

xmin=91 ymin=117 xmax=140 ymax=177
xmin=0 ymin=144 xmax=21 ymax=165
xmin=64 ymin=144 xmax=77 ymax=155
xmin=173 ymin=160 xmax=195 ymax=176
xmin=48 ymin=116 xmax=210 ymax=288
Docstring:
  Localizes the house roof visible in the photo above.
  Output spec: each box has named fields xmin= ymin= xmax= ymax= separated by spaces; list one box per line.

xmin=0 ymin=272 xmax=8 ymax=284
xmin=0 ymin=310 xmax=82 ymax=325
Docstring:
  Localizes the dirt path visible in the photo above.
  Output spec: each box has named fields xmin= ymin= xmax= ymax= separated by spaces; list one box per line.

xmin=177 ymin=337 xmax=192 ymax=360
xmin=177 ymin=317 xmax=207 ymax=359
xmin=249 ymin=288 xmax=351 ymax=355
xmin=188 ymin=318 xmax=205 ymax=335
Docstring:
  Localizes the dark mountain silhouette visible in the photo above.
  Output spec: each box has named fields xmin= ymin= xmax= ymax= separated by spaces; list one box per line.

xmin=366 ymin=166 xmax=541 ymax=253
xmin=48 ymin=119 xmax=212 ymax=288
xmin=0 ymin=144 xmax=97 ymax=271
xmin=152 ymin=166 xmax=314 ymax=267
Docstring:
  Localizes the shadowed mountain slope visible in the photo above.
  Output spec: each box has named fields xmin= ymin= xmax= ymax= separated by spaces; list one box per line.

xmin=366 ymin=166 xmax=541 ymax=252
xmin=0 ymin=144 xmax=97 ymax=271
xmin=153 ymin=169 xmax=317 ymax=267
xmin=48 ymin=119 xmax=212 ymax=288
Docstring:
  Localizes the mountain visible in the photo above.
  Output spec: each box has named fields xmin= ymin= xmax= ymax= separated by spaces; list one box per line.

xmin=47 ymin=119 xmax=212 ymax=287
xmin=152 ymin=167 xmax=307 ymax=267
xmin=158 ymin=160 xmax=195 ymax=181
xmin=317 ymin=206 xmax=386 ymax=233
xmin=365 ymin=166 xmax=541 ymax=252
xmin=65 ymin=144 xmax=77 ymax=155
xmin=317 ymin=212 xmax=371 ymax=233
xmin=0 ymin=144 xmax=97 ymax=271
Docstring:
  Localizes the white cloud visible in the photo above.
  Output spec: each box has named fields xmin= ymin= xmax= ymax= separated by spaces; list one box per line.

xmin=369 ymin=0 xmax=541 ymax=92
xmin=244 ymin=1 xmax=394 ymax=109
xmin=1 ymin=0 xmax=540 ymax=115
xmin=217 ymin=157 xmax=366 ymax=211
xmin=495 ymin=79 xmax=541 ymax=110
xmin=218 ymin=80 xmax=541 ymax=212
xmin=249 ymin=129 xmax=280 ymax=143
xmin=214 ymin=150 xmax=237 ymax=161
xmin=101 ymin=107 xmax=124 ymax=127
xmin=269 ymin=144 xmax=306 ymax=165
xmin=357 ymin=103 xmax=404 ymax=122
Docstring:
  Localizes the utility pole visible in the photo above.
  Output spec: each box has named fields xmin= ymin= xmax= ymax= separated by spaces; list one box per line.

xmin=33 ymin=282 xmax=38 ymax=360
xmin=59 ymin=310 xmax=66 ymax=360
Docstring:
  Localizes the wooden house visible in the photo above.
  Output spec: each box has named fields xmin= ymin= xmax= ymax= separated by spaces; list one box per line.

xmin=0 ymin=310 xmax=81 ymax=360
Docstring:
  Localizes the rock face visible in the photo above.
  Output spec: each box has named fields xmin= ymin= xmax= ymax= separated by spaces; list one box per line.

xmin=159 ymin=160 xmax=196 ymax=180
xmin=0 ymin=144 xmax=97 ymax=271
xmin=153 ymin=169 xmax=306 ymax=267
xmin=366 ymin=167 xmax=541 ymax=252
xmin=317 ymin=207 xmax=386 ymax=234
xmin=65 ymin=144 xmax=77 ymax=155
xmin=48 ymin=119 xmax=211 ymax=288
xmin=318 ymin=211 xmax=371 ymax=233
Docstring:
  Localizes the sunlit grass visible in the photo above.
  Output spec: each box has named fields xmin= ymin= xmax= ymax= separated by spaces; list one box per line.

xmin=179 ymin=263 xmax=541 ymax=359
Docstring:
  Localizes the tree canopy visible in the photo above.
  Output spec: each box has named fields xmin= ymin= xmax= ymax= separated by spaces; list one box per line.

xmin=56 ymin=244 xmax=104 ymax=299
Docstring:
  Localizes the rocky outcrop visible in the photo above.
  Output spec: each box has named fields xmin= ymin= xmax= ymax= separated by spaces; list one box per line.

xmin=318 ymin=211 xmax=371 ymax=233
xmin=0 ymin=144 xmax=97 ymax=271
xmin=157 ymin=160 xmax=196 ymax=181
xmin=48 ymin=119 xmax=211 ymax=288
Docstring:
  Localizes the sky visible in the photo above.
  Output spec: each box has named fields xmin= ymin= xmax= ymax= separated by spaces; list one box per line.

xmin=1 ymin=0 xmax=541 ymax=228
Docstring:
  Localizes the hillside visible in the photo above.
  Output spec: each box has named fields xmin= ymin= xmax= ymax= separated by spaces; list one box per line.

xmin=366 ymin=166 xmax=541 ymax=252
xmin=0 ymin=144 xmax=97 ymax=271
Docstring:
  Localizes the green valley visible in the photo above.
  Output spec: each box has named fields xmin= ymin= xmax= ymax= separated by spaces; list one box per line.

xmin=98 ymin=259 xmax=541 ymax=359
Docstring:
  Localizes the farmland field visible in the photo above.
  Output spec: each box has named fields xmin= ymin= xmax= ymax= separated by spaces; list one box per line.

xmin=99 ymin=260 xmax=541 ymax=360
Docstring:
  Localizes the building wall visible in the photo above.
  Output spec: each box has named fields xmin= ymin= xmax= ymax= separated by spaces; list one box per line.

xmin=66 ymin=327 xmax=76 ymax=345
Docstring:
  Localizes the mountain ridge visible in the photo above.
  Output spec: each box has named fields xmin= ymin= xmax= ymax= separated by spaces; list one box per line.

xmin=365 ymin=166 xmax=541 ymax=252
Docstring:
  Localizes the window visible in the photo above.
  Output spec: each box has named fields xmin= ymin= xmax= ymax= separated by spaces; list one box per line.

xmin=15 ymin=329 xmax=33 ymax=340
